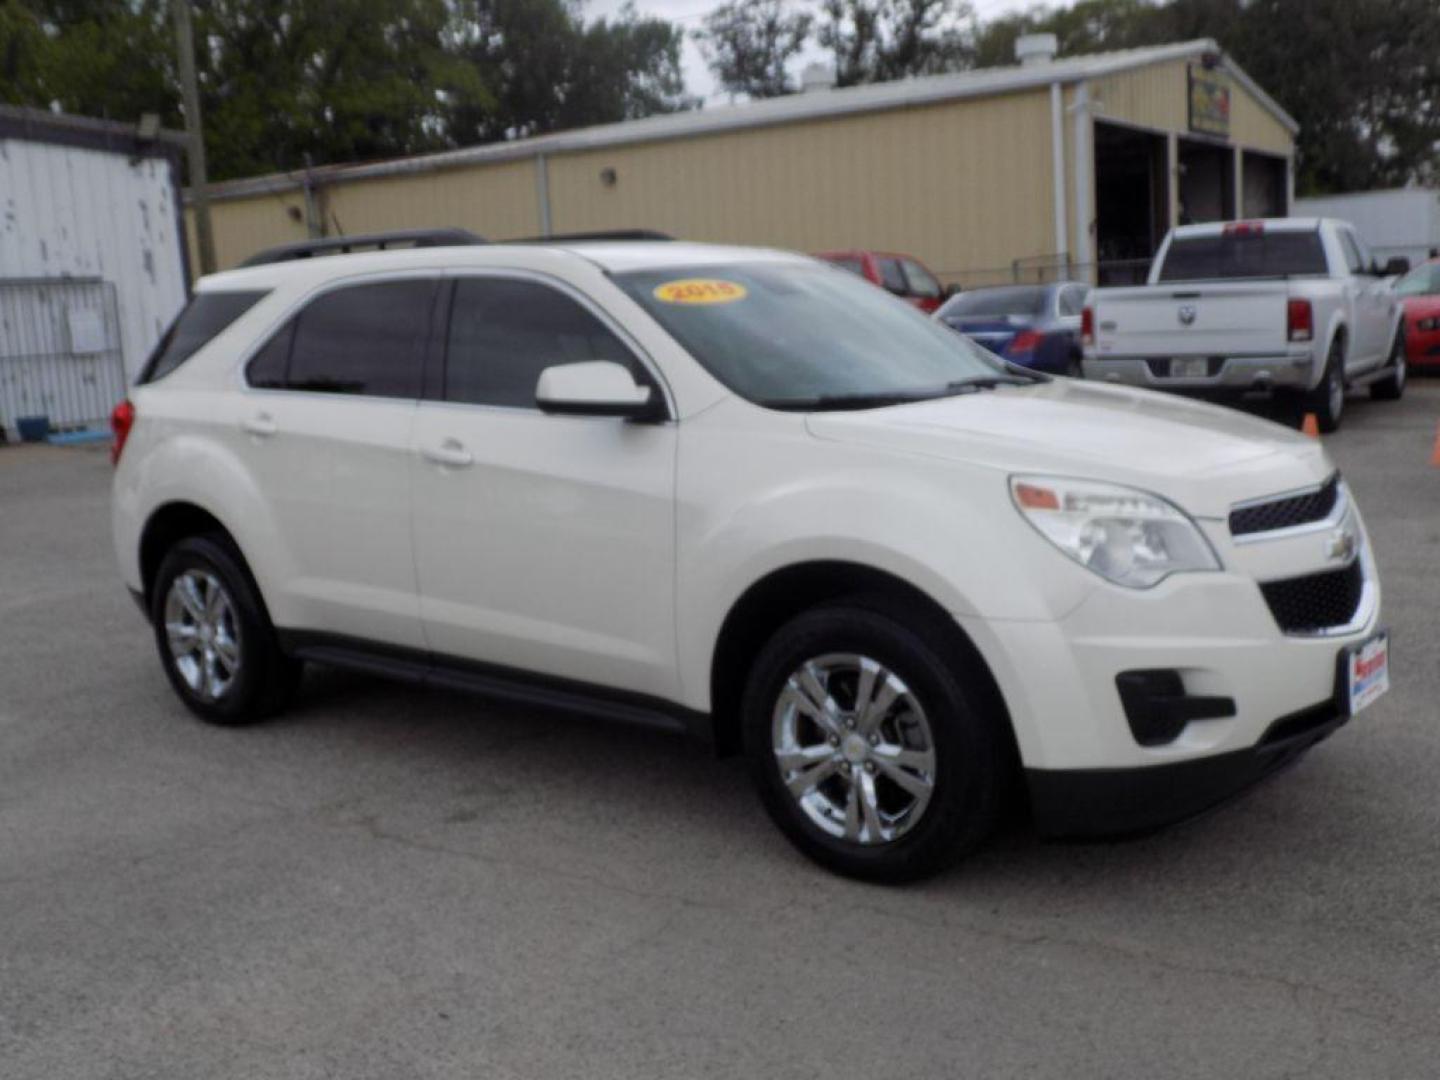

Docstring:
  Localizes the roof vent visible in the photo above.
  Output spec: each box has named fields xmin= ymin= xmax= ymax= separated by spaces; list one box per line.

xmin=800 ymin=63 xmax=836 ymax=93
xmin=1015 ymin=33 xmax=1058 ymax=66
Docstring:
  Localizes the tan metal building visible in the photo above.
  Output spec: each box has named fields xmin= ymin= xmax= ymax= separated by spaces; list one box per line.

xmin=188 ymin=37 xmax=1296 ymax=287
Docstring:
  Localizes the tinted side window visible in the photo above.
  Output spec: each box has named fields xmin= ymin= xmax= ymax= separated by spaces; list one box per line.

xmin=1397 ymin=264 xmax=1440 ymax=296
xmin=877 ymin=258 xmax=907 ymax=294
xmin=246 ymin=320 xmax=294 ymax=389
xmin=900 ymin=259 xmax=941 ymax=299
xmin=829 ymin=257 xmax=866 ymax=277
xmin=140 ymin=290 xmax=267 ymax=383
xmin=285 ymin=280 xmax=434 ymax=397
xmin=445 ymin=278 xmax=640 ymax=409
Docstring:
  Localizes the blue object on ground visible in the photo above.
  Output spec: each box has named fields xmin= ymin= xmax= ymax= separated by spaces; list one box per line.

xmin=47 ymin=427 xmax=111 ymax=447
xmin=16 ymin=416 xmax=50 ymax=442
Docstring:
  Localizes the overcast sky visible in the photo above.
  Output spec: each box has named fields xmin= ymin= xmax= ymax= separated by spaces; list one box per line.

xmin=584 ymin=0 xmax=1044 ymax=104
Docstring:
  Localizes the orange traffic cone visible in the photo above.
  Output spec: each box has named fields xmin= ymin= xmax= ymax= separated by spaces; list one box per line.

xmin=1301 ymin=413 xmax=1320 ymax=438
xmin=1430 ymin=423 xmax=1440 ymax=467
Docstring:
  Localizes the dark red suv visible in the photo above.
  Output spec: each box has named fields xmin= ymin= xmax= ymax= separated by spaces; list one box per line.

xmin=814 ymin=249 xmax=947 ymax=313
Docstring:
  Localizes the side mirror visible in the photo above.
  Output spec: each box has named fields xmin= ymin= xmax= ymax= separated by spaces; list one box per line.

xmin=1381 ymin=256 xmax=1410 ymax=277
xmin=535 ymin=361 xmax=661 ymax=420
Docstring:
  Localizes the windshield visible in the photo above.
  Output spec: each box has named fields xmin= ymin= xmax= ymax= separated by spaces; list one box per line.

xmin=1395 ymin=263 xmax=1440 ymax=297
xmin=615 ymin=261 xmax=1012 ymax=409
xmin=1158 ymin=231 xmax=1328 ymax=282
xmin=938 ymin=286 xmax=1048 ymax=319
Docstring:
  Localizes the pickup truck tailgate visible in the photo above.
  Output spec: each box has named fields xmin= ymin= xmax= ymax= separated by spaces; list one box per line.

xmin=1094 ymin=283 xmax=1289 ymax=358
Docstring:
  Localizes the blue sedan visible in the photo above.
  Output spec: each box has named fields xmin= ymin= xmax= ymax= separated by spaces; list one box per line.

xmin=935 ymin=282 xmax=1089 ymax=375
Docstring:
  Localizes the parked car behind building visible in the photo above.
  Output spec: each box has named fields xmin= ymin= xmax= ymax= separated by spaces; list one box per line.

xmin=935 ymin=282 xmax=1088 ymax=375
xmin=815 ymin=249 xmax=947 ymax=313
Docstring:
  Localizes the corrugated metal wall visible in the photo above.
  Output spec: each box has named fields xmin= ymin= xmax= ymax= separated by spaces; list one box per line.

xmin=0 ymin=138 xmax=188 ymax=386
xmin=544 ymin=91 xmax=1055 ymax=279
xmin=1095 ymin=57 xmax=1292 ymax=157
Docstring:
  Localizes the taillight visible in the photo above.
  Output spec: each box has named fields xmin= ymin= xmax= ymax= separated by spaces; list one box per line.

xmin=110 ymin=399 xmax=135 ymax=465
xmin=1006 ymin=329 xmax=1043 ymax=355
xmin=1081 ymin=306 xmax=1095 ymax=346
xmin=1224 ymin=221 xmax=1265 ymax=237
xmin=1287 ymin=299 xmax=1313 ymax=343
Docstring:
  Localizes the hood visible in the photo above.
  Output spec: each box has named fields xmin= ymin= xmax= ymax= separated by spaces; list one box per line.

xmin=804 ymin=379 xmax=1332 ymax=519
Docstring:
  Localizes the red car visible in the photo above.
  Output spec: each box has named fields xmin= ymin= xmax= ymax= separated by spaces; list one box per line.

xmin=1396 ymin=259 xmax=1440 ymax=369
xmin=814 ymin=249 xmax=948 ymax=313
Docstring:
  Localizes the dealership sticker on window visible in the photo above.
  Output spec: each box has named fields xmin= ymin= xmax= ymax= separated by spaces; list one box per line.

xmin=652 ymin=279 xmax=748 ymax=305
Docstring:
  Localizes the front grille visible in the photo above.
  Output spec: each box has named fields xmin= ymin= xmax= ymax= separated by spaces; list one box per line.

xmin=1230 ymin=474 xmax=1340 ymax=537
xmin=1259 ymin=559 xmax=1364 ymax=634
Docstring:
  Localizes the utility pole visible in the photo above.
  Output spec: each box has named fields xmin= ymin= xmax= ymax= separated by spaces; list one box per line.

xmin=172 ymin=0 xmax=216 ymax=275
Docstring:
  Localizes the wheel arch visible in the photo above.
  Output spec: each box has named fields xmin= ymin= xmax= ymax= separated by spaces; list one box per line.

xmin=706 ymin=559 xmax=1016 ymax=764
xmin=139 ymin=501 xmax=242 ymax=610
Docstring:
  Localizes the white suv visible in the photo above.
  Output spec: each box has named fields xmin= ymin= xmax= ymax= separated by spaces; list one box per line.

xmin=112 ymin=238 xmax=1390 ymax=881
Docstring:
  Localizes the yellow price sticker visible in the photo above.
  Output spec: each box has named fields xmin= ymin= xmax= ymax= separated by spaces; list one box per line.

xmin=652 ymin=278 xmax=748 ymax=305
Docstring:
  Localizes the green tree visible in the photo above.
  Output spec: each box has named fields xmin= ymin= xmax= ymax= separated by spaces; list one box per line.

xmin=818 ymin=0 xmax=972 ymax=86
xmin=448 ymin=0 xmax=693 ymax=144
xmin=968 ymin=0 xmax=1164 ymax=69
xmin=0 ymin=0 xmax=692 ymax=181
xmin=1230 ymin=0 xmax=1440 ymax=193
xmin=695 ymin=0 xmax=814 ymax=99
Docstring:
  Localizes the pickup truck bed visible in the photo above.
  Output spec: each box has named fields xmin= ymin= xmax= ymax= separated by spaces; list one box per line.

xmin=1083 ymin=218 xmax=1406 ymax=432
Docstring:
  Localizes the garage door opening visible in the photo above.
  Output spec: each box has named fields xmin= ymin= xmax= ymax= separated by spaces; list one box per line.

xmin=1094 ymin=122 xmax=1169 ymax=285
xmin=1242 ymin=151 xmax=1288 ymax=218
xmin=1178 ymin=138 xmax=1235 ymax=225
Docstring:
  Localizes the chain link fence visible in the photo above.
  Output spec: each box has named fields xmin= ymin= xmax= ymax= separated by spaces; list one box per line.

xmin=933 ymin=255 xmax=1154 ymax=291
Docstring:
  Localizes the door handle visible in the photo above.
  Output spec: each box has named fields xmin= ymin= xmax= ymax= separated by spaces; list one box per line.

xmin=420 ymin=438 xmax=473 ymax=468
xmin=242 ymin=412 xmax=277 ymax=437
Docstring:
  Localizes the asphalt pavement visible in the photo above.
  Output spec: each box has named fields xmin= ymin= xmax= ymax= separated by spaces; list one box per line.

xmin=2 ymin=383 xmax=1438 ymax=1079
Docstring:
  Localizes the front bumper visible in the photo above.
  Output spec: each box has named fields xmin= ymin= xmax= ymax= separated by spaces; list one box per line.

xmin=1026 ymin=699 xmax=1346 ymax=837
xmin=1405 ymin=327 xmax=1440 ymax=367
xmin=956 ymin=499 xmax=1381 ymax=836
xmin=1084 ymin=353 xmax=1316 ymax=391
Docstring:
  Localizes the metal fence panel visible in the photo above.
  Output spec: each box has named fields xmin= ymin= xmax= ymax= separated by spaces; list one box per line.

xmin=0 ymin=277 xmax=126 ymax=437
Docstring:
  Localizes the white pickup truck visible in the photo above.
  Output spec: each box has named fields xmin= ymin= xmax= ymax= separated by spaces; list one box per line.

xmin=1082 ymin=218 xmax=1408 ymax=431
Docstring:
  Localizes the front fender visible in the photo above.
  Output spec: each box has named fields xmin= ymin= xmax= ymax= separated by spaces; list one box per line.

xmin=673 ymin=422 xmax=1098 ymax=711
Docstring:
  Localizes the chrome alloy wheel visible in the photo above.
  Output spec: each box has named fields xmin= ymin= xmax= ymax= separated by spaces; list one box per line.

xmin=771 ymin=653 xmax=937 ymax=845
xmin=163 ymin=570 xmax=242 ymax=702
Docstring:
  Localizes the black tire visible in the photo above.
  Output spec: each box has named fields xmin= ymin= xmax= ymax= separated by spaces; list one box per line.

xmin=1370 ymin=326 xmax=1406 ymax=401
xmin=741 ymin=600 xmax=1009 ymax=883
xmin=1306 ymin=336 xmax=1346 ymax=433
xmin=150 ymin=534 xmax=301 ymax=725
xmin=1066 ymin=352 xmax=1084 ymax=378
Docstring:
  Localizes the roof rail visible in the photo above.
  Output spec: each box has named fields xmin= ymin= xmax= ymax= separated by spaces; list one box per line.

xmin=509 ymin=229 xmax=674 ymax=244
xmin=238 ymin=228 xmax=484 ymax=267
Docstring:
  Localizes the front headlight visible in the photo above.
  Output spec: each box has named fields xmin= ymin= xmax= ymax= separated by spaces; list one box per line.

xmin=1010 ymin=475 xmax=1220 ymax=588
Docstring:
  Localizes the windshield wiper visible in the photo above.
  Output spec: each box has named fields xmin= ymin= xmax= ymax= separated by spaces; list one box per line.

xmin=759 ymin=369 xmax=1048 ymax=411
xmin=943 ymin=371 xmax=1047 ymax=393
xmin=759 ymin=390 xmax=944 ymax=411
